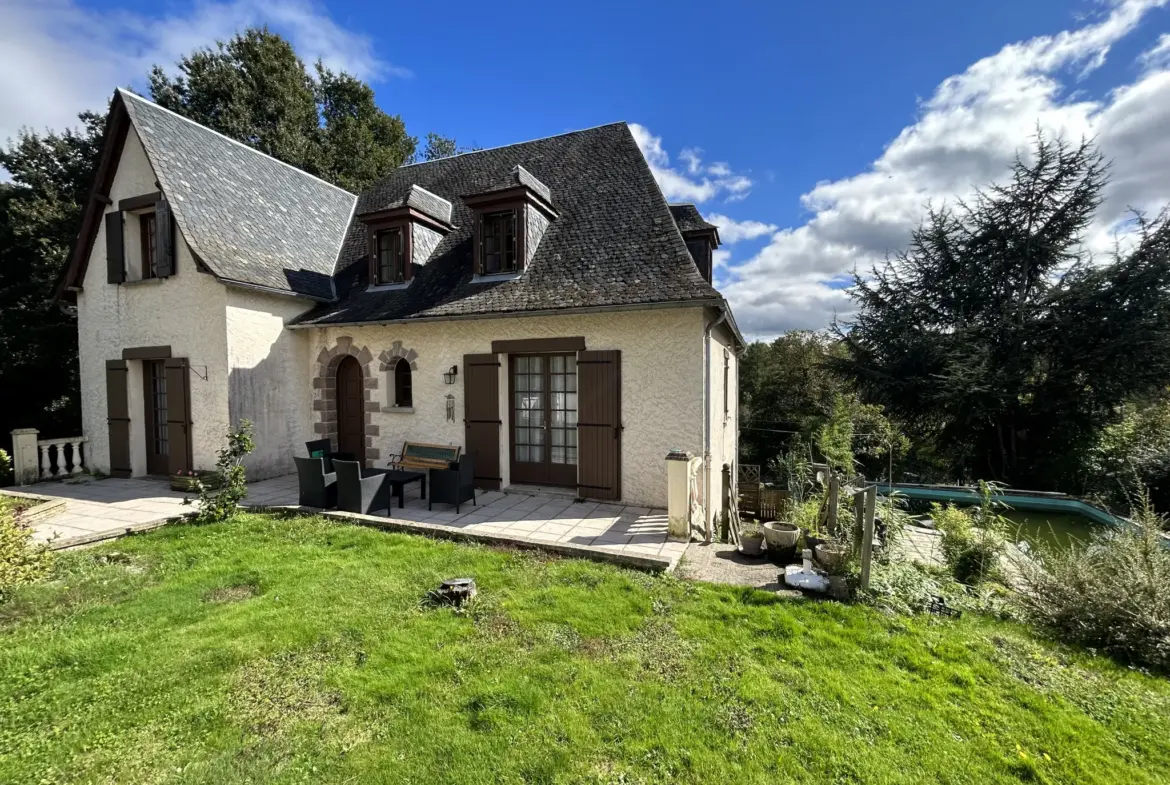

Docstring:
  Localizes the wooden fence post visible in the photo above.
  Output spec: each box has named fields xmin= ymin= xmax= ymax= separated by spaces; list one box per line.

xmin=859 ymin=485 xmax=877 ymax=590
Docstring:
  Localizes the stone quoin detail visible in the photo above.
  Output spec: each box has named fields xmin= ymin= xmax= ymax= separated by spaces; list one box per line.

xmin=312 ymin=337 xmax=381 ymax=462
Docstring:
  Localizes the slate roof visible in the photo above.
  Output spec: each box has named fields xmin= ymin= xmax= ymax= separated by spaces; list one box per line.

xmin=669 ymin=203 xmax=719 ymax=235
xmin=120 ymin=89 xmax=356 ymax=300
xmin=363 ymin=184 xmax=453 ymax=225
xmin=294 ymin=122 xmax=722 ymax=326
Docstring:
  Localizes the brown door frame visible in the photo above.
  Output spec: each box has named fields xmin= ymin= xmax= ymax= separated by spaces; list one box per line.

xmin=508 ymin=353 xmax=578 ymax=488
xmin=336 ymin=355 xmax=366 ymax=465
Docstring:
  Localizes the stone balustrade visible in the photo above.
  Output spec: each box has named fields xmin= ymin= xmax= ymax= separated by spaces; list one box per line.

xmin=10 ymin=429 xmax=88 ymax=485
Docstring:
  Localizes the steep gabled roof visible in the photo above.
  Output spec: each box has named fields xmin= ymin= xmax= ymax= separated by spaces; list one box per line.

xmin=59 ymin=89 xmax=356 ymax=301
xmin=293 ymin=122 xmax=723 ymax=326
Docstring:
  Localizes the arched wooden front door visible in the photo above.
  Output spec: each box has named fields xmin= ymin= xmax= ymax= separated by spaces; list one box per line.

xmin=336 ymin=355 xmax=365 ymax=464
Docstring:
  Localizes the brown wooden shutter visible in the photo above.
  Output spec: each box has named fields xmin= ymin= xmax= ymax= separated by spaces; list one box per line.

xmin=105 ymin=211 xmax=125 ymax=283
xmin=577 ymin=350 xmax=622 ymax=501
xmin=105 ymin=359 xmax=131 ymax=477
xmin=155 ymin=200 xmax=174 ymax=277
xmin=164 ymin=358 xmax=192 ymax=475
xmin=463 ymin=353 xmax=501 ymax=490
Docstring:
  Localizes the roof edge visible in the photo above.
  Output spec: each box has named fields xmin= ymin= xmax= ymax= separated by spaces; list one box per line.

xmin=287 ymin=297 xmax=724 ymax=330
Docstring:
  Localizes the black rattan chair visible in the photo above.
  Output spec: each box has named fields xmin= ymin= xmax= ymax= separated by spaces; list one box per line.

xmin=428 ymin=455 xmax=476 ymax=513
xmin=294 ymin=456 xmax=336 ymax=508
xmin=304 ymin=439 xmax=355 ymax=472
xmin=333 ymin=460 xmax=392 ymax=516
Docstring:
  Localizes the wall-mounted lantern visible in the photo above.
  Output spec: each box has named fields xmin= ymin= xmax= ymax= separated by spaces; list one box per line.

xmin=445 ymin=393 xmax=456 ymax=422
xmin=443 ymin=365 xmax=459 ymax=385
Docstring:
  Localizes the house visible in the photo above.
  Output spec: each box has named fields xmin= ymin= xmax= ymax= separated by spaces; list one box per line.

xmin=55 ymin=89 xmax=743 ymax=520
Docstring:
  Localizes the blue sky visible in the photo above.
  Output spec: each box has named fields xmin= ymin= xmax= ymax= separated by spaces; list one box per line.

xmin=4 ymin=0 xmax=1170 ymax=337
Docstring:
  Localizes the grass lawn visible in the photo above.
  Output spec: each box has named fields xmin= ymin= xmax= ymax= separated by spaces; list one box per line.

xmin=2 ymin=514 xmax=1168 ymax=784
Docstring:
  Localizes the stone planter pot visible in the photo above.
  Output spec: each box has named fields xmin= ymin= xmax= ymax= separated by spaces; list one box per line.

xmin=814 ymin=542 xmax=849 ymax=573
xmin=763 ymin=521 xmax=800 ymax=561
xmin=739 ymin=531 xmax=766 ymax=556
xmin=170 ymin=471 xmax=222 ymax=492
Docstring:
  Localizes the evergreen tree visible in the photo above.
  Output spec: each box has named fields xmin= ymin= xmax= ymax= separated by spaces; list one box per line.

xmin=837 ymin=134 xmax=1170 ymax=488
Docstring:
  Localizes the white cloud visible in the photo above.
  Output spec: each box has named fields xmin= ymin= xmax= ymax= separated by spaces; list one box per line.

xmin=629 ymin=123 xmax=755 ymax=203
xmin=719 ymin=0 xmax=1170 ymax=339
xmin=706 ymin=213 xmax=777 ymax=244
xmin=0 ymin=0 xmax=406 ymax=150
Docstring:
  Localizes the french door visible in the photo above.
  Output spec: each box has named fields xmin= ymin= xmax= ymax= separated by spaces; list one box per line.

xmin=143 ymin=360 xmax=169 ymax=475
xmin=510 ymin=354 xmax=578 ymax=487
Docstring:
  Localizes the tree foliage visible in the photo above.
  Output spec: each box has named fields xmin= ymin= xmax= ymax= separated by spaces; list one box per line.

xmin=148 ymin=27 xmax=416 ymax=192
xmin=740 ymin=331 xmax=904 ymax=478
xmin=837 ymin=134 xmax=1170 ymax=490
xmin=0 ymin=111 xmax=106 ymax=439
xmin=419 ymin=132 xmax=477 ymax=162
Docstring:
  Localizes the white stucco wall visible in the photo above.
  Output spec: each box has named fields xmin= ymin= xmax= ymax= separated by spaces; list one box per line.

xmin=706 ymin=323 xmax=740 ymax=529
xmin=78 ymin=126 xmax=231 ymax=476
xmin=307 ymin=307 xmax=708 ymax=508
xmin=225 ymin=288 xmax=314 ymax=479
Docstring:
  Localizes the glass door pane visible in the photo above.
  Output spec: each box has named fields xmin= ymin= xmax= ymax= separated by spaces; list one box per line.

xmin=513 ymin=355 xmax=544 ymax=464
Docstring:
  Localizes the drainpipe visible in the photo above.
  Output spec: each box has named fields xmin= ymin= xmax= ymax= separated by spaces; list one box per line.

xmin=703 ymin=307 xmax=729 ymax=542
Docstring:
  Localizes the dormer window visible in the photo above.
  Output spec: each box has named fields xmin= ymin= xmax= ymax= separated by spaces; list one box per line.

xmin=375 ymin=227 xmax=406 ymax=284
xmin=464 ymin=165 xmax=557 ymax=280
xmin=481 ymin=209 xmax=518 ymax=274
xmin=358 ymin=185 xmax=453 ymax=290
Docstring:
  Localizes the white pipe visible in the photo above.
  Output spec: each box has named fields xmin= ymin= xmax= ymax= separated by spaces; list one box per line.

xmin=703 ymin=307 xmax=729 ymax=542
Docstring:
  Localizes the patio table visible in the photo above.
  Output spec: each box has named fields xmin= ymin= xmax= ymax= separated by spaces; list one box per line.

xmin=376 ymin=468 xmax=427 ymax=509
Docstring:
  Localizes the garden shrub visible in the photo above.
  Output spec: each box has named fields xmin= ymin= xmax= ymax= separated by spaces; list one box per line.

xmin=931 ymin=482 xmax=1008 ymax=585
xmin=193 ymin=420 xmax=255 ymax=525
xmin=0 ymin=506 xmax=51 ymax=600
xmin=0 ymin=449 xmax=12 ymax=486
xmin=1014 ymin=490 xmax=1170 ymax=672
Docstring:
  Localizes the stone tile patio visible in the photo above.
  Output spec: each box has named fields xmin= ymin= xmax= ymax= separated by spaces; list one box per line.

xmin=14 ymin=474 xmax=685 ymax=570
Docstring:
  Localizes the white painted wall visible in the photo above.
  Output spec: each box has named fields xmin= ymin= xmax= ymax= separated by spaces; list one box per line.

xmin=225 ymin=288 xmax=314 ymax=479
xmin=706 ymin=322 xmax=740 ymax=529
xmin=77 ymin=126 xmax=231 ymax=476
xmin=308 ymin=308 xmax=708 ymax=508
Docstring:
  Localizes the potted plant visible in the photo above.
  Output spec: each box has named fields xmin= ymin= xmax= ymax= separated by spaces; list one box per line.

xmin=739 ymin=520 xmax=766 ymax=556
xmin=169 ymin=469 xmax=223 ymax=492
xmin=814 ymin=538 xmax=850 ymax=573
xmin=763 ymin=521 xmax=800 ymax=560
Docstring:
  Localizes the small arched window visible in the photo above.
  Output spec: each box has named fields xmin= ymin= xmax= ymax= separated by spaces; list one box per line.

xmin=394 ymin=358 xmax=413 ymax=407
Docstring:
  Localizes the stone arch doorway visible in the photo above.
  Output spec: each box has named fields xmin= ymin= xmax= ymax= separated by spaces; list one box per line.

xmin=336 ymin=355 xmax=365 ymax=464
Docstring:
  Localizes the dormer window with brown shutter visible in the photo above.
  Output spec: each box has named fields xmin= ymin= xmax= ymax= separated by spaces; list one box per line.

xmin=465 ymin=165 xmax=557 ymax=281
xmin=358 ymin=184 xmax=453 ymax=291
xmin=375 ymin=227 xmax=406 ymax=284
xmin=481 ymin=209 xmax=518 ymax=274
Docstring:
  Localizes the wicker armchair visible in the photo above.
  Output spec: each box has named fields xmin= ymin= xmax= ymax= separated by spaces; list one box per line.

xmin=333 ymin=460 xmax=392 ymax=516
xmin=294 ymin=456 xmax=336 ymax=508
xmin=428 ymin=455 xmax=476 ymax=513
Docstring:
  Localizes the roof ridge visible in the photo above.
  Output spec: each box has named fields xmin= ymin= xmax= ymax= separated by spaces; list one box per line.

xmin=396 ymin=121 xmax=629 ymax=169
xmin=117 ymin=88 xmax=357 ymax=199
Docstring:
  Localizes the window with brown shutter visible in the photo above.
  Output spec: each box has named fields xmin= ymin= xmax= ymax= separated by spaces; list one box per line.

xmin=140 ymin=212 xmax=158 ymax=279
xmin=375 ymin=227 xmax=406 ymax=284
xmin=480 ymin=209 xmax=518 ymax=274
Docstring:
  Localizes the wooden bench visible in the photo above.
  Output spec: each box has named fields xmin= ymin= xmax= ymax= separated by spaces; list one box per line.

xmin=389 ymin=441 xmax=462 ymax=472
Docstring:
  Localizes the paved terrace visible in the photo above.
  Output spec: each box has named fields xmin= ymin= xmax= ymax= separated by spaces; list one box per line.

xmin=14 ymin=474 xmax=685 ymax=571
